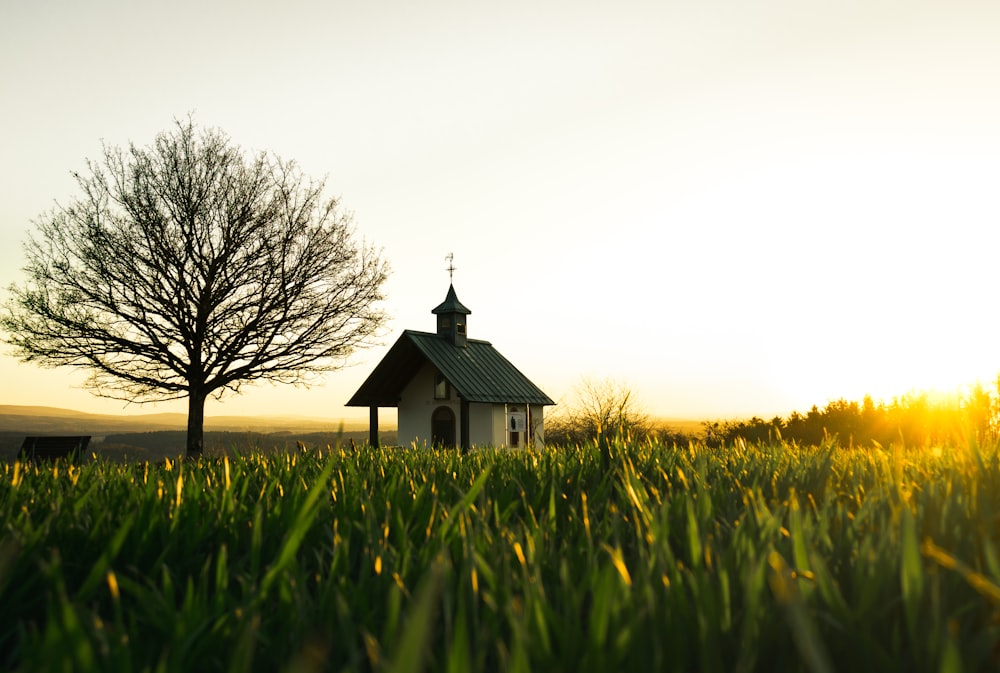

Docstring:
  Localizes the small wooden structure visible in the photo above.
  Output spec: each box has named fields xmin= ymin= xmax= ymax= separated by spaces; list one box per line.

xmin=19 ymin=436 xmax=91 ymax=462
xmin=347 ymin=279 xmax=553 ymax=450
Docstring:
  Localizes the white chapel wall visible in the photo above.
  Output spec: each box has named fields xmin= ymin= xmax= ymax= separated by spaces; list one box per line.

xmin=489 ymin=404 xmax=507 ymax=446
xmin=530 ymin=404 xmax=546 ymax=447
xmin=468 ymin=403 xmax=496 ymax=447
xmin=397 ymin=362 xmax=443 ymax=447
xmin=396 ymin=362 xmax=548 ymax=449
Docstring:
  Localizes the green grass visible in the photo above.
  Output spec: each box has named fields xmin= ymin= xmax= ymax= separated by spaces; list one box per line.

xmin=1 ymin=437 xmax=999 ymax=672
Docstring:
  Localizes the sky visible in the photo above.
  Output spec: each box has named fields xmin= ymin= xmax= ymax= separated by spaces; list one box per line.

xmin=2 ymin=0 xmax=1000 ymax=425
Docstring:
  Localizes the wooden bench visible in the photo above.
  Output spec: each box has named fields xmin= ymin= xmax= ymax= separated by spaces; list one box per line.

xmin=19 ymin=436 xmax=91 ymax=463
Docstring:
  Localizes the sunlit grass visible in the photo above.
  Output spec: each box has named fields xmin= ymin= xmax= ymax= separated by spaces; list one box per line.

xmin=1 ymin=438 xmax=998 ymax=672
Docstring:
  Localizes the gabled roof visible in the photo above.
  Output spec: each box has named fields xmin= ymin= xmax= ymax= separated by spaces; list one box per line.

xmin=346 ymin=330 xmax=554 ymax=407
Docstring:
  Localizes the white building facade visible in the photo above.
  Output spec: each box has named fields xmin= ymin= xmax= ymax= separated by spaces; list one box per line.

xmin=347 ymin=284 xmax=553 ymax=450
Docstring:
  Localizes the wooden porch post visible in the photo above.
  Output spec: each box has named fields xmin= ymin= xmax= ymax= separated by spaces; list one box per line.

xmin=369 ymin=406 xmax=379 ymax=448
xmin=460 ymin=398 xmax=470 ymax=452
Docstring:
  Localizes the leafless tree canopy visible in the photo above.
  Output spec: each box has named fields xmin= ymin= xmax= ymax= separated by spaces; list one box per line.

xmin=545 ymin=377 xmax=651 ymax=446
xmin=2 ymin=118 xmax=388 ymax=456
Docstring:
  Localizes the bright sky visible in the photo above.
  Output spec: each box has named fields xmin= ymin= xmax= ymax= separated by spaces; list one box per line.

xmin=2 ymin=0 xmax=1000 ymax=425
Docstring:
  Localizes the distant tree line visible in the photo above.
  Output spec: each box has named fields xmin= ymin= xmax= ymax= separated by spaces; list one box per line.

xmin=546 ymin=376 xmax=1000 ymax=450
xmin=702 ymin=383 xmax=999 ymax=449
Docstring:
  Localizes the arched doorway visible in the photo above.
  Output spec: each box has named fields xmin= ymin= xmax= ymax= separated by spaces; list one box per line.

xmin=432 ymin=406 xmax=456 ymax=448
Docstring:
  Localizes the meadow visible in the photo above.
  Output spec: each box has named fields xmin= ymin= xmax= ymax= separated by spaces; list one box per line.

xmin=1 ymin=436 xmax=998 ymax=672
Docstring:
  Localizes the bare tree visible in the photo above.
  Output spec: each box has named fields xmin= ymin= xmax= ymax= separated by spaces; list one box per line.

xmin=1 ymin=118 xmax=388 ymax=458
xmin=546 ymin=377 xmax=651 ymax=446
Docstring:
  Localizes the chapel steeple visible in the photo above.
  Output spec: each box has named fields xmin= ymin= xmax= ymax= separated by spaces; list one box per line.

xmin=432 ymin=254 xmax=471 ymax=347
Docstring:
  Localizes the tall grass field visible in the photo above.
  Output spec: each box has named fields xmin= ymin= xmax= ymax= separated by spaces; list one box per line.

xmin=2 ymin=437 xmax=999 ymax=672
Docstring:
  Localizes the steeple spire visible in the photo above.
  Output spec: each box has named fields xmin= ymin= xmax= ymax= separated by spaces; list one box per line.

xmin=432 ymin=260 xmax=471 ymax=347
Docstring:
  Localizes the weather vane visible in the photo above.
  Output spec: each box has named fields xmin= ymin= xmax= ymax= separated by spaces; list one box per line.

xmin=445 ymin=252 xmax=455 ymax=283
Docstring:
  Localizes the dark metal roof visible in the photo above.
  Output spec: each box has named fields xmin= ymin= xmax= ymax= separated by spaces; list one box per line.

xmin=346 ymin=330 xmax=554 ymax=407
xmin=431 ymin=284 xmax=471 ymax=315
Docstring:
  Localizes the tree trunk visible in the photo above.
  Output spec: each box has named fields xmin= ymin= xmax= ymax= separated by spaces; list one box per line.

xmin=186 ymin=389 xmax=207 ymax=459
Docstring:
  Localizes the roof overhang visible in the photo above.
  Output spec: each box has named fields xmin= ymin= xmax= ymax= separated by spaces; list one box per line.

xmin=345 ymin=334 xmax=427 ymax=407
xmin=347 ymin=330 xmax=555 ymax=408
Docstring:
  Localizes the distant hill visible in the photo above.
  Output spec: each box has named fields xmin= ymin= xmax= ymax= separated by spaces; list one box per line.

xmin=0 ymin=405 xmax=394 ymax=461
xmin=0 ymin=405 xmax=373 ymax=435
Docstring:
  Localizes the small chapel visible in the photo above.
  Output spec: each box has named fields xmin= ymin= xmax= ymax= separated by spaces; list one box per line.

xmin=346 ymin=274 xmax=554 ymax=450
